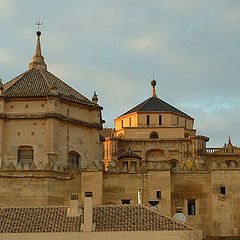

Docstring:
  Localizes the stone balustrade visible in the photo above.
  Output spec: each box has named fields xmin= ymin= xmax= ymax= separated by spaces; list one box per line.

xmin=206 ymin=148 xmax=240 ymax=154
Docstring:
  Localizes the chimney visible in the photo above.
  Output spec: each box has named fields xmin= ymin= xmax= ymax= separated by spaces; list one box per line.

xmin=82 ymin=192 xmax=93 ymax=232
xmin=67 ymin=194 xmax=81 ymax=217
xmin=137 ymin=189 xmax=143 ymax=204
xmin=148 ymin=198 xmax=159 ymax=210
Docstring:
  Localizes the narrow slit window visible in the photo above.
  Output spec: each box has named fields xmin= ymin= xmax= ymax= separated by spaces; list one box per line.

xmin=220 ymin=186 xmax=226 ymax=195
xmin=122 ymin=161 xmax=128 ymax=170
xmin=129 ymin=118 xmax=131 ymax=127
xmin=177 ymin=117 xmax=179 ymax=126
xmin=147 ymin=115 xmax=150 ymax=126
xmin=156 ymin=191 xmax=161 ymax=199
xmin=130 ymin=162 xmax=137 ymax=171
xmin=121 ymin=120 xmax=123 ymax=128
xmin=159 ymin=115 xmax=162 ymax=126
xmin=187 ymin=199 xmax=196 ymax=215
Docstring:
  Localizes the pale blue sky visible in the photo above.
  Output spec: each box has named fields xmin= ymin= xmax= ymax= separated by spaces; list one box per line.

xmin=1 ymin=0 xmax=240 ymax=147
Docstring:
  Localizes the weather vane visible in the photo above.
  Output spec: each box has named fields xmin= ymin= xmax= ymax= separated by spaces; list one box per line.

xmin=152 ymin=71 xmax=155 ymax=80
xmin=35 ymin=19 xmax=43 ymax=31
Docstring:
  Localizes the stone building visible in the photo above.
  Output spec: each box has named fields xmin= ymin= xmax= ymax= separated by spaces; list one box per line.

xmin=103 ymin=81 xmax=240 ymax=237
xmin=0 ymin=192 xmax=199 ymax=240
xmin=0 ymin=30 xmax=240 ymax=239
xmin=0 ymin=31 xmax=104 ymax=206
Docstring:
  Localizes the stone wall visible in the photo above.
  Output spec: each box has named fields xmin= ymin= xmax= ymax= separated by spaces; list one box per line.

xmin=0 ymin=170 xmax=103 ymax=207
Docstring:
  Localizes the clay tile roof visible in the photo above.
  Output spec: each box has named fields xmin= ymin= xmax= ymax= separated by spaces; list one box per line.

xmin=0 ymin=205 xmax=191 ymax=233
xmin=94 ymin=205 xmax=191 ymax=231
xmin=0 ymin=207 xmax=82 ymax=233
xmin=2 ymin=68 xmax=100 ymax=109
xmin=120 ymin=97 xmax=191 ymax=118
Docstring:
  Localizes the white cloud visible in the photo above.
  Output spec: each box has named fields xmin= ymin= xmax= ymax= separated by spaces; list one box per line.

xmin=0 ymin=0 xmax=14 ymax=19
xmin=128 ymin=35 xmax=166 ymax=54
xmin=223 ymin=8 xmax=240 ymax=30
xmin=126 ymin=33 xmax=188 ymax=66
xmin=0 ymin=49 xmax=16 ymax=64
xmin=49 ymin=61 xmax=141 ymax=106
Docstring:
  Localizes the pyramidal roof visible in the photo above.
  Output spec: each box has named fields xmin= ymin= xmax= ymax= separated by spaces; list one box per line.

xmin=2 ymin=31 xmax=99 ymax=108
xmin=120 ymin=80 xmax=192 ymax=118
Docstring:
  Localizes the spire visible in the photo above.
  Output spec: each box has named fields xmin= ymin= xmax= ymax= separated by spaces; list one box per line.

xmin=151 ymin=79 xmax=157 ymax=97
xmin=228 ymin=136 xmax=232 ymax=146
xmin=29 ymin=31 xmax=47 ymax=70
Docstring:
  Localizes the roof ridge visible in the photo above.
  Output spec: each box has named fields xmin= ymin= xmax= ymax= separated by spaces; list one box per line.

xmin=155 ymin=97 xmax=191 ymax=117
xmin=141 ymin=205 xmax=193 ymax=229
xmin=39 ymin=68 xmax=51 ymax=92
xmin=137 ymin=97 xmax=152 ymax=112
xmin=44 ymin=69 xmax=93 ymax=104
xmin=119 ymin=96 xmax=191 ymax=118
xmin=0 ymin=206 xmax=68 ymax=209
xmin=155 ymin=97 xmax=171 ymax=112
xmin=96 ymin=204 xmax=143 ymax=208
xmin=2 ymin=68 xmax=101 ymax=108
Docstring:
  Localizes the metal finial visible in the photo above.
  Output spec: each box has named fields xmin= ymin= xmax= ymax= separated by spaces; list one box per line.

xmin=29 ymin=20 xmax=47 ymax=70
xmin=228 ymin=136 xmax=232 ymax=145
xmin=151 ymin=79 xmax=157 ymax=97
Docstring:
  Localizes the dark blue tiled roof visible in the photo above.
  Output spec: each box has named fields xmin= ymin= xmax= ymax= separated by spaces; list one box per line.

xmin=120 ymin=97 xmax=191 ymax=118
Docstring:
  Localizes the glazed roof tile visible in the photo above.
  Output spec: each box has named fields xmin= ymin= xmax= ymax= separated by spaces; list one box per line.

xmin=120 ymin=97 xmax=191 ymax=118
xmin=2 ymin=68 xmax=99 ymax=108
xmin=0 ymin=205 xmax=191 ymax=233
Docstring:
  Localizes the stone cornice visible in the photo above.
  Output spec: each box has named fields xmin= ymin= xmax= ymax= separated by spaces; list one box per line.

xmin=0 ymin=112 xmax=102 ymax=129
xmin=0 ymin=170 xmax=76 ymax=180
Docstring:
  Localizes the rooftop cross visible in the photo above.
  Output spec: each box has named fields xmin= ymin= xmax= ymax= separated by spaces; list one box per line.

xmin=35 ymin=20 xmax=43 ymax=31
xmin=152 ymin=71 xmax=155 ymax=79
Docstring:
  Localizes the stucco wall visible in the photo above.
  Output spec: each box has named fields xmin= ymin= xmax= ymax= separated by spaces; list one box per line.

xmin=0 ymin=97 xmax=102 ymax=168
xmin=103 ymin=171 xmax=171 ymax=215
xmin=115 ymin=112 xmax=194 ymax=131
xmin=171 ymin=172 xmax=212 ymax=236
xmin=0 ymin=230 xmax=202 ymax=240
xmin=211 ymin=170 xmax=240 ymax=236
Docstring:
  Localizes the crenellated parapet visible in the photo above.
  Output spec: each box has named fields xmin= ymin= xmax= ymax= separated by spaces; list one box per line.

xmin=209 ymin=160 xmax=240 ymax=170
xmin=0 ymin=161 xmax=83 ymax=174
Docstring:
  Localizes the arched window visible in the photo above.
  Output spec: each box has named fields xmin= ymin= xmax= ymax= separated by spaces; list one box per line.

xmin=68 ymin=151 xmax=80 ymax=169
xmin=18 ymin=146 xmax=34 ymax=165
xmin=118 ymin=133 xmax=125 ymax=138
xmin=185 ymin=133 xmax=190 ymax=138
xmin=169 ymin=159 xmax=179 ymax=170
xmin=226 ymin=160 xmax=231 ymax=168
xmin=226 ymin=160 xmax=237 ymax=168
xmin=150 ymin=131 xmax=159 ymax=139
